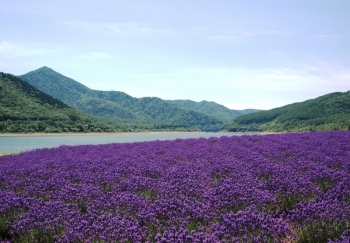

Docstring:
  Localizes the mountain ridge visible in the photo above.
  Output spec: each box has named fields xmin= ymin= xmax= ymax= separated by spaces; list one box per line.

xmin=19 ymin=67 xmax=227 ymax=131
xmin=222 ymin=91 xmax=350 ymax=132
xmin=167 ymin=99 xmax=260 ymax=123
xmin=0 ymin=72 xmax=118 ymax=133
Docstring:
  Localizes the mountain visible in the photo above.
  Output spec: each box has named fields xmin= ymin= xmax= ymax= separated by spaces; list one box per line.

xmin=0 ymin=72 xmax=119 ymax=133
xmin=19 ymin=67 xmax=224 ymax=131
xmin=222 ymin=91 xmax=350 ymax=132
xmin=167 ymin=99 xmax=260 ymax=123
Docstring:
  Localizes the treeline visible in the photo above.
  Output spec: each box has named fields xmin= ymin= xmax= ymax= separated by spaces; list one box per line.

xmin=0 ymin=120 xmax=200 ymax=133
xmin=114 ymin=123 xmax=201 ymax=132
xmin=222 ymin=91 xmax=350 ymax=132
xmin=0 ymin=120 xmax=116 ymax=133
xmin=0 ymin=73 xmax=118 ymax=133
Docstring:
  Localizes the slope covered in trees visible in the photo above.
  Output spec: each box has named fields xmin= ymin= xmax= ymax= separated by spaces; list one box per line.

xmin=168 ymin=99 xmax=260 ymax=123
xmin=0 ymin=72 xmax=120 ymax=133
xmin=222 ymin=91 xmax=350 ymax=132
xmin=20 ymin=67 xmax=224 ymax=131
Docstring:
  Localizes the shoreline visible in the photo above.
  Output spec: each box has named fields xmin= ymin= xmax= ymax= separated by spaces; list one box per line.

xmin=0 ymin=131 xmax=292 ymax=138
xmin=0 ymin=131 xmax=280 ymax=137
xmin=0 ymin=131 xmax=213 ymax=137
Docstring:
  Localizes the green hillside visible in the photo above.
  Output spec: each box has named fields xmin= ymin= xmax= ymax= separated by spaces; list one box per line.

xmin=0 ymin=72 xmax=119 ymax=133
xmin=222 ymin=91 xmax=350 ymax=132
xmin=168 ymin=99 xmax=260 ymax=123
xmin=20 ymin=67 xmax=224 ymax=131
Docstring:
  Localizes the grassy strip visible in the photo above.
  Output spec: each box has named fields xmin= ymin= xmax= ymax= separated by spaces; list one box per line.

xmin=0 ymin=152 xmax=20 ymax=156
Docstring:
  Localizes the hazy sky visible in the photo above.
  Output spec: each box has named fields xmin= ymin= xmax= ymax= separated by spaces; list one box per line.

xmin=1 ymin=0 xmax=349 ymax=109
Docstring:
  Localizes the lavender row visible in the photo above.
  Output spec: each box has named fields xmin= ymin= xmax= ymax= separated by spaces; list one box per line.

xmin=1 ymin=131 xmax=350 ymax=242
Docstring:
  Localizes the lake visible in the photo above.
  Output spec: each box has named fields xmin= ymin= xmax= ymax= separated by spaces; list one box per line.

xmin=0 ymin=132 xmax=256 ymax=153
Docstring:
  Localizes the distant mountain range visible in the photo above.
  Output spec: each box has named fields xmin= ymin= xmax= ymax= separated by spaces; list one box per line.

xmin=0 ymin=72 xmax=117 ymax=133
xmin=168 ymin=99 xmax=260 ymax=123
xmin=19 ymin=67 xmax=259 ymax=131
xmin=222 ymin=91 xmax=350 ymax=132
xmin=2 ymin=66 xmax=349 ymax=134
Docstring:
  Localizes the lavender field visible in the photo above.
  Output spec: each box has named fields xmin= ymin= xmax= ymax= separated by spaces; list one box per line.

xmin=1 ymin=132 xmax=350 ymax=243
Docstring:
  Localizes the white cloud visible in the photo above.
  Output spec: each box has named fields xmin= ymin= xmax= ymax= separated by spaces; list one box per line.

xmin=77 ymin=52 xmax=113 ymax=60
xmin=0 ymin=41 xmax=114 ymax=63
xmin=181 ymin=65 xmax=350 ymax=93
xmin=208 ymin=29 xmax=290 ymax=43
xmin=0 ymin=41 xmax=66 ymax=57
xmin=209 ymin=35 xmax=241 ymax=43
xmin=60 ymin=21 xmax=173 ymax=36
xmin=312 ymin=34 xmax=341 ymax=39
xmin=0 ymin=41 xmax=49 ymax=57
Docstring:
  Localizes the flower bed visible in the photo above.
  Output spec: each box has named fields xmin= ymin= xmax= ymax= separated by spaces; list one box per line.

xmin=1 ymin=131 xmax=350 ymax=242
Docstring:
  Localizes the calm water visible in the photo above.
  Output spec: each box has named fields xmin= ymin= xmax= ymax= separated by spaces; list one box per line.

xmin=0 ymin=132 xmax=256 ymax=153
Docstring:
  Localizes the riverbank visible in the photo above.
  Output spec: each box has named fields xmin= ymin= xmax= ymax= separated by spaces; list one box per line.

xmin=0 ymin=152 xmax=18 ymax=156
xmin=0 ymin=131 xmax=208 ymax=137
xmin=0 ymin=131 xmax=244 ymax=153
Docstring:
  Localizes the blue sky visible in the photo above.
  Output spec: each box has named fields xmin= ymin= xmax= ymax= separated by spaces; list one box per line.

xmin=1 ymin=0 xmax=349 ymax=110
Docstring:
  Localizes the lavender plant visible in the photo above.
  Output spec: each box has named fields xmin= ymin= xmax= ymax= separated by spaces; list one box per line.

xmin=1 ymin=131 xmax=350 ymax=242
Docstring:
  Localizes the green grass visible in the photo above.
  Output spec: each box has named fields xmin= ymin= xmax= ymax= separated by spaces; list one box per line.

xmin=0 ymin=152 xmax=20 ymax=156
xmin=136 ymin=189 xmax=158 ymax=203
xmin=297 ymin=221 xmax=349 ymax=243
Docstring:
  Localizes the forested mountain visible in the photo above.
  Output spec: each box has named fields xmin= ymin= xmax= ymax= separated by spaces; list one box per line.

xmin=222 ymin=91 xmax=350 ymax=132
xmin=0 ymin=72 xmax=119 ymax=133
xmin=168 ymin=99 xmax=260 ymax=123
xmin=20 ymin=67 xmax=224 ymax=131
